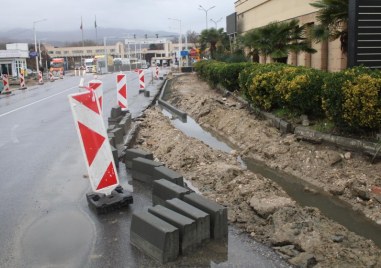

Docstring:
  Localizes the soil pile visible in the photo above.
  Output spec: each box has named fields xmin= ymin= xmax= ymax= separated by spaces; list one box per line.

xmin=134 ymin=74 xmax=381 ymax=267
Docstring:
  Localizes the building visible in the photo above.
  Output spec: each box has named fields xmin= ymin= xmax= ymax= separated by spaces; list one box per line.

xmin=234 ymin=0 xmax=346 ymax=71
xmin=0 ymin=43 xmax=29 ymax=77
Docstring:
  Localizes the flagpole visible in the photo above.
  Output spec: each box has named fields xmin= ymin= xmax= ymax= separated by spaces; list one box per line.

xmin=81 ymin=16 xmax=84 ymax=47
xmin=95 ymin=15 xmax=98 ymax=44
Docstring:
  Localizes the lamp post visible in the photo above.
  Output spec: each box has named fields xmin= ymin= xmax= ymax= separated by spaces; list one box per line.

xmin=168 ymin=18 xmax=182 ymax=68
xmin=33 ymin=19 xmax=47 ymax=72
xmin=210 ymin=17 xmax=222 ymax=29
xmin=198 ymin=5 xmax=215 ymax=29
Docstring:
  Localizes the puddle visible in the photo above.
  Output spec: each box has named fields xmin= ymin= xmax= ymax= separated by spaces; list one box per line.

xmin=160 ymin=106 xmax=381 ymax=249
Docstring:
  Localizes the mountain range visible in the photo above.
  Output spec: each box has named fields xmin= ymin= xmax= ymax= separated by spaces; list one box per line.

xmin=0 ymin=28 xmax=178 ymax=46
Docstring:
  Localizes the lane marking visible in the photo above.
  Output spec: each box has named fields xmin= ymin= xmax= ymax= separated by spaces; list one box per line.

xmin=0 ymin=86 xmax=77 ymax=118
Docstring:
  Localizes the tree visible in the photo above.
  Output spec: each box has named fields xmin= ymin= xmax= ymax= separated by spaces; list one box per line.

xmin=242 ymin=19 xmax=316 ymax=63
xmin=310 ymin=0 xmax=348 ymax=52
xmin=186 ymin=30 xmax=199 ymax=47
xmin=198 ymin=28 xmax=229 ymax=59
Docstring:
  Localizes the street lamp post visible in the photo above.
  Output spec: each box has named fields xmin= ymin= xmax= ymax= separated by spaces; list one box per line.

xmin=210 ymin=17 xmax=223 ymax=29
xmin=33 ymin=19 xmax=47 ymax=73
xmin=198 ymin=5 xmax=215 ymax=29
xmin=168 ymin=18 xmax=182 ymax=68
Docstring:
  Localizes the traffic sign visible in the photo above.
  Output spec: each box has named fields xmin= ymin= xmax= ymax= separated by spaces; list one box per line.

xmin=181 ymin=50 xmax=189 ymax=57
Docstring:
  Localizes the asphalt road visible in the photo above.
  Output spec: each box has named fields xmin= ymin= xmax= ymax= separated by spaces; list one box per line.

xmin=0 ymin=70 xmax=291 ymax=268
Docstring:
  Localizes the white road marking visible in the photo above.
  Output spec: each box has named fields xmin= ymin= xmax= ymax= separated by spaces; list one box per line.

xmin=0 ymin=86 xmax=77 ymax=118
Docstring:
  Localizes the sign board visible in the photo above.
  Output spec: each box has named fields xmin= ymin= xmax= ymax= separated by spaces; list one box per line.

xmin=180 ymin=50 xmax=189 ymax=57
xmin=29 ymin=51 xmax=38 ymax=58
xmin=348 ymin=0 xmax=381 ymax=69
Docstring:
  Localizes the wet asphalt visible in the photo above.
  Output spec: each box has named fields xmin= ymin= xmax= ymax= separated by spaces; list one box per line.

xmin=0 ymin=70 xmax=291 ymax=267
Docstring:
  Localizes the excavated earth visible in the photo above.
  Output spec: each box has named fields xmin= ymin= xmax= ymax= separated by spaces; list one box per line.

xmin=134 ymin=73 xmax=381 ymax=267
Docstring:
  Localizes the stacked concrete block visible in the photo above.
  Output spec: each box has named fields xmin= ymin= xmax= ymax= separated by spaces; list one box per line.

xmin=183 ymin=193 xmax=228 ymax=240
xmin=164 ymin=198 xmax=210 ymax=245
xmin=110 ymin=106 xmax=122 ymax=118
xmin=152 ymin=179 xmax=191 ymax=206
xmin=153 ymin=166 xmax=184 ymax=186
xmin=148 ymin=205 xmax=197 ymax=255
xmin=117 ymin=113 xmax=132 ymax=135
xmin=131 ymin=210 xmax=179 ymax=263
xmin=110 ymin=127 xmax=124 ymax=145
xmin=131 ymin=157 xmax=163 ymax=183
xmin=108 ymin=133 xmax=116 ymax=148
xmin=124 ymin=148 xmax=153 ymax=169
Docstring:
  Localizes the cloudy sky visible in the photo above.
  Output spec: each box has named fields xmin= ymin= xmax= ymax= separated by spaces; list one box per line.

xmin=1 ymin=0 xmax=234 ymax=33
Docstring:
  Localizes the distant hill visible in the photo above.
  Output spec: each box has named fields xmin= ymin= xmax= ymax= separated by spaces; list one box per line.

xmin=0 ymin=28 xmax=178 ymax=46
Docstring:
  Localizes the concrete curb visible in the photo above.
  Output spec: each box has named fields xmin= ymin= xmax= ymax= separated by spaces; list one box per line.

xmin=131 ymin=210 xmax=179 ymax=263
xmin=152 ymin=179 xmax=191 ymax=206
xmin=157 ymin=79 xmax=187 ymax=122
xmin=131 ymin=157 xmax=164 ymax=183
xmin=124 ymin=148 xmax=153 ymax=169
xmin=153 ymin=166 xmax=184 ymax=186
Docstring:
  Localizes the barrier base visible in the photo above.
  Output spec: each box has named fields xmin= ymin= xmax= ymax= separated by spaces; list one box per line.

xmin=139 ymin=89 xmax=145 ymax=94
xmin=144 ymin=90 xmax=150 ymax=97
xmin=1 ymin=91 xmax=12 ymax=95
xmin=19 ymin=87 xmax=27 ymax=90
xmin=86 ymin=185 xmax=133 ymax=214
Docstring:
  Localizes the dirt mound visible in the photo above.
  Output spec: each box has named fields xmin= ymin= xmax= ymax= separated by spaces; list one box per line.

xmin=134 ymin=74 xmax=381 ymax=267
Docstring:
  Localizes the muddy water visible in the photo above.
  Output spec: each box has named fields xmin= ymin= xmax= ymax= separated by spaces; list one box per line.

xmin=160 ymin=107 xmax=381 ymax=249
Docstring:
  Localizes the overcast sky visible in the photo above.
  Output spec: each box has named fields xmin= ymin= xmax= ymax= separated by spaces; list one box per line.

xmin=1 ymin=0 xmax=234 ymax=34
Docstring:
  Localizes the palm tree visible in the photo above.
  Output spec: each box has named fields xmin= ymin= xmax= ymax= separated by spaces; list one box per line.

xmin=242 ymin=19 xmax=316 ymax=63
xmin=198 ymin=28 xmax=227 ymax=59
xmin=310 ymin=0 xmax=348 ymax=52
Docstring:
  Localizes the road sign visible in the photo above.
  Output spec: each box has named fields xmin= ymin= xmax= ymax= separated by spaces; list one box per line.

xmin=180 ymin=50 xmax=189 ymax=57
xmin=68 ymin=90 xmax=119 ymax=195
xmin=116 ymin=73 xmax=128 ymax=110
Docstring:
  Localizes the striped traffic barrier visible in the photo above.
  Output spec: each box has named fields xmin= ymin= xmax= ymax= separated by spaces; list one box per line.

xmin=116 ymin=73 xmax=128 ymax=111
xmin=38 ymin=71 xmax=44 ymax=85
xmin=68 ymin=89 xmax=119 ymax=195
xmin=19 ymin=70 xmax=27 ymax=90
xmin=49 ymin=71 xmax=55 ymax=82
xmin=1 ymin=74 xmax=11 ymax=94
xmin=60 ymin=70 xmax=64 ymax=79
xmin=88 ymin=80 xmax=103 ymax=112
xmin=155 ymin=66 xmax=159 ymax=80
xmin=138 ymin=69 xmax=145 ymax=91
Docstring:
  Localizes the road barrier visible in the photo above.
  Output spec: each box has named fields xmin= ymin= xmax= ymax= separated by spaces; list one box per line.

xmin=1 ymin=74 xmax=10 ymax=94
xmin=116 ymin=73 xmax=128 ymax=111
xmin=19 ymin=70 xmax=27 ymax=90
xmin=88 ymin=80 xmax=103 ymax=112
xmin=60 ymin=70 xmax=64 ymax=79
xmin=155 ymin=66 xmax=159 ymax=79
xmin=49 ymin=71 xmax=54 ymax=82
xmin=138 ymin=69 xmax=145 ymax=91
xmin=38 ymin=71 xmax=44 ymax=85
xmin=68 ymin=89 xmax=119 ymax=195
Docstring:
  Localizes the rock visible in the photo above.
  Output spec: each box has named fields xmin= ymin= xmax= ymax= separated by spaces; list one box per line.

xmin=352 ymin=185 xmax=371 ymax=201
xmin=331 ymin=235 xmax=345 ymax=243
xmin=344 ymin=152 xmax=352 ymax=160
xmin=274 ymin=244 xmax=300 ymax=258
xmin=371 ymin=185 xmax=381 ymax=195
xmin=230 ymin=150 xmax=238 ymax=157
xmin=329 ymin=153 xmax=343 ymax=166
xmin=300 ymin=115 xmax=310 ymax=126
xmin=289 ymin=253 xmax=317 ymax=268
xmin=249 ymin=196 xmax=295 ymax=218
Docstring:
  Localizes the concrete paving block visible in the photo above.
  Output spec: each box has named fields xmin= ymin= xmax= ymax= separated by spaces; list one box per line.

xmin=131 ymin=157 xmax=163 ymax=183
xmin=110 ymin=106 xmax=122 ymax=118
xmin=111 ymin=127 xmax=124 ymax=145
xmin=164 ymin=198 xmax=210 ymax=245
xmin=117 ymin=113 xmax=132 ymax=135
xmin=153 ymin=166 xmax=184 ymax=186
xmin=152 ymin=179 xmax=191 ymax=206
xmin=108 ymin=134 xmax=116 ymax=148
xmin=148 ymin=205 xmax=197 ymax=255
xmin=86 ymin=185 xmax=133 ymax=214
xmin=111 ymin=145 xmax=119 ymax=169
xmin=130 ymin=210 xmax=179 ymax=264
xmin=107 ymin=124 xmax=116 ymax=133
xmin=183 ymin=193 xmax=228 ymax=240
xmin=124 ymin=148 xmax=153 ymax=169
xmin=108 ymin=115 xmax=123 ymax=125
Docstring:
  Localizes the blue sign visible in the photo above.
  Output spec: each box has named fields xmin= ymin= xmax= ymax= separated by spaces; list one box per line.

xmin=29 ymin=51 xmax=38 ymax=58
xmin=180 ymin=50 xmax=189 ymax=57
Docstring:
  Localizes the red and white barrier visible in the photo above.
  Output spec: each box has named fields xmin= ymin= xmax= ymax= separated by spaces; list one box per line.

xmin=60 ymin=70 xmax=64 ymax=79
xmin=19 ymin=70 xmax=27 ymax=89
xmin=68 ymin=90 xmax=119 ymax=195
xmin=49 ymin=71 xmax=54 ymax=82
xmin=155 ymin=66 xmax=159 ymax=79
xmin=116 ymin=73 xmax=128 ymax=110
xmin=1 ymin=74 xmax=10 ymax=94
xmin=88 ymin=80 xmax=103 ymax=112
xmin=38 ymin=71 xmax=44 ymax=85
xmin=138 ymin=69 xmax=145 ymax=90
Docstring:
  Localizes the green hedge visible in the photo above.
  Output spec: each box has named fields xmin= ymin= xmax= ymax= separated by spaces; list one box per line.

xmin=195 ymin=61 xmax=381 ymax=132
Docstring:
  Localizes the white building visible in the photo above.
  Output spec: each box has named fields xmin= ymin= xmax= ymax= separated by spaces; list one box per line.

xmin=0 ymin=43 xmax=29 ymax=77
